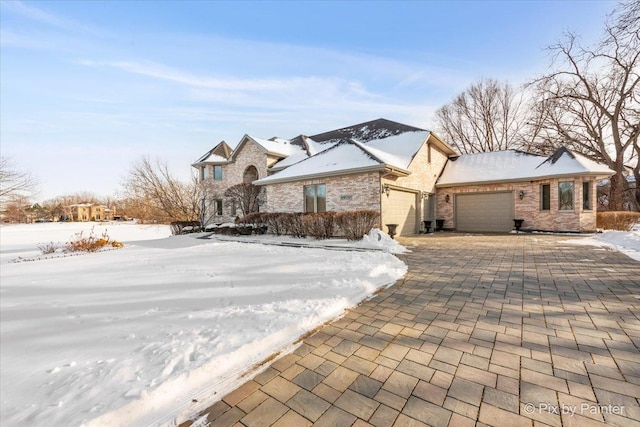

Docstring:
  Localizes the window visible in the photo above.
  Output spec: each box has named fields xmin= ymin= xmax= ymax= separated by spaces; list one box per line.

xmin=427 ymin=144 xmax=432 ymax=163
xmin=583 ymin=181 xmax=591 ymax=210
xmin=541 ymin=184 xmax=550 ymax=211
xmin=200 ymin=167 xmax=207 ymax=181
xmin=558 ymin=181 xmax=574 ymax=210
xmin=213 ymin=165 xmax=223 ymax=181
xmin=214 ymin=199 xmax=223 ymax=215
xmin=304 ymin=184 xmax=326 ymax=213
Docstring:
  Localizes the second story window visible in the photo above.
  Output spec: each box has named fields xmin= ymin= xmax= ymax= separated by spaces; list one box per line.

xmin=213 ymin=165 xmax=223 ymax=181
xmin=200 ymin=167 xmax=207 ymax=181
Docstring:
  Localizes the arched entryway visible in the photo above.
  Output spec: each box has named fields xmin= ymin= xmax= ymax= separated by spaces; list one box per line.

xmin=243 ymin=165 xmax=259 ymax=183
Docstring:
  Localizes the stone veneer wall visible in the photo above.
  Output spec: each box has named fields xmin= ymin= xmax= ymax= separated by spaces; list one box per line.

xmin=436 ymin=177 xmax=597 ymax=232
xmin=200 ymin=139 xmax=272 ymax=223
xmin=264 ymin=172 xmax=381 ymax=219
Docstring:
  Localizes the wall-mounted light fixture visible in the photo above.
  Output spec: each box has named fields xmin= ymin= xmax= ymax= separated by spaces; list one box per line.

xmin=421 ymin=191 xmax=428 ymax=200
xmin=445 ymin=194 xmax=450 ymax=203
xmin=519 ymin=190 xmax=525 ymax=200
xmin=381 ymin=184 xmax=391 ymax=198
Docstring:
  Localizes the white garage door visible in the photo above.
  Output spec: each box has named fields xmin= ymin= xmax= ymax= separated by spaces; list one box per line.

xmin=385 ymin=190 xmax=418 ymax=236
xmin=456 ymin=192 xmax=514 ymax=232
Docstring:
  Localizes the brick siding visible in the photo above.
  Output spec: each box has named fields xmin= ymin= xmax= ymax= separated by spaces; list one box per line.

xmin=199 ymin=139 xmax=273 ymax=223
xmin=265 ymin=172 xmax=381 ymax=219
xmin=436 ymin=178 xmax=597 ymax=232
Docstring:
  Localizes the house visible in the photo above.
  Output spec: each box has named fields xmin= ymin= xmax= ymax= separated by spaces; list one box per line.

xmin=194 ymin=119 xmax=614 ymax=235
xmin=69 ymin=204 xmax=113 ymax=221
xmin=255 ymin=120 xmax=456 ymax=236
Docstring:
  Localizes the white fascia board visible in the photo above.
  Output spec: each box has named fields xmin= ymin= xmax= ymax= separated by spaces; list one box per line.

xmin=435 ymin=171 xmax=615 ymax=188
xmin=254 ymin=165 xmax=389 ymax=186
xmin=191 ymin=160 xmax=229 ymax=168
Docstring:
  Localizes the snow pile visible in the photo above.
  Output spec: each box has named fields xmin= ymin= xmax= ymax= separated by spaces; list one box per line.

xmin=356 ymin=228 xmax=409 ymax=254
xmin=563 ymin=230 xmax=640 ymax=261
xmin=205 ymin=228 xmax=408 ymax=254
xmin=0 ymin=224 xmax=407 ymax=427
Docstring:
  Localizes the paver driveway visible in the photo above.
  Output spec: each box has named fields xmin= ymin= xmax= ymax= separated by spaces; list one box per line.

xmin=184 ymin=234 xmax=640 ymax=427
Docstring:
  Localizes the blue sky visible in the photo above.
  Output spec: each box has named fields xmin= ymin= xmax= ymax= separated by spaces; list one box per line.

xmin=1 ymin=0 xmax=615 ymax=201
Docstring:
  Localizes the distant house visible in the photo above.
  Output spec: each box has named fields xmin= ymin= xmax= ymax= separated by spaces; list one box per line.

xmin=69 ymin=204 xmax=115 ymax=222
xmin=193 ymin=119 xmax=614 ymax=234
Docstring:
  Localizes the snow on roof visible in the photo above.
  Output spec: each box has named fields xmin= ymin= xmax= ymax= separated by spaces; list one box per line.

xmin=535 ymin=147 xmax=614 ymax=176
xmin=270 ymin=137 xmax=336 ymax=171
xmin=304 ymin=137 xmax=324 ymax=156
xmin=437 ymin=148 xmax=614 ymax=187
xmin=194 ymin=141 xmax=232 ymax=164
xmin=200 ymin=153 xmax=228 ymax=163
xmin=247 ymin=135 xmax=295 ymax=157
xmin=364 ymin=131 xmax=430 ymax=169
xmin=255 ymin=141 xmax=384 ymax=184
xmin=310 ymin=118 xmax=426 ymax=143
xmin=269 ymin=146 xmax=312 ymax=170
xmin=257 ymin=131 xmax=428 ymax=184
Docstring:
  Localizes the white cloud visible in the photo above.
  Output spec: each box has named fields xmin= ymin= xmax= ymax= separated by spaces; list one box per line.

xmin=1 ymin=0 xmax=106 ymax=36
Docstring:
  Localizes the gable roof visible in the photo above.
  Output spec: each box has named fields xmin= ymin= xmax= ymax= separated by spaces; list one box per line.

xmin=192 ymin=119 xmax=456 ymax=176
xmin=194 ymin=141 xmax=233 ymax=164
xmin=254 ymin=139 xmax=400 ymax=185
xmin=270 ymin=135 xmax=328 ymax=171
xmin=254 ymin=130 xmax=432 ymax=185
xmin=436 ymin=147 xmax=614 ymax=187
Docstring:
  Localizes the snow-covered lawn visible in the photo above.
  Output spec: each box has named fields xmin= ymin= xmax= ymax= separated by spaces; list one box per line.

xmin=0 ymin=222 xmax=406 ymax=427
xmin=563 ymin=229 xmax=640 ymax=261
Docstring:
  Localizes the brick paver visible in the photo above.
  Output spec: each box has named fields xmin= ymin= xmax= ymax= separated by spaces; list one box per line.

xmin=181 ymin=234 xmax=640 ymax=427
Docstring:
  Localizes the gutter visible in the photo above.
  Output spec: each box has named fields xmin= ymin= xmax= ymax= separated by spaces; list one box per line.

xmin=255 ymin=164 xmax=408 ymax=186
xmin=435 ymin=171 xmax=615 ymax=188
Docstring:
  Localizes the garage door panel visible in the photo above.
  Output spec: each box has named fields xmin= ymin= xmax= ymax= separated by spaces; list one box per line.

xmin=385 ymin=190 xmax=417 ymax=236
xmin=456 ymin=192 xmax=513 ymax=232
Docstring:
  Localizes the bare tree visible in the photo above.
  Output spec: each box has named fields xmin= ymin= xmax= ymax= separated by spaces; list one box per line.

xmin=223 ymin=183 xmax=263 ymax=217
xmin=2 ymin=195 xmax=31 ymax=223
xmin=435 ymin=79 xmax=538 ymax=154
xmin=0 ymin=156 xmax=37 ymax=205
xmin=530 ymin=2 xmax=640 ymax=210
xmin=120 ymin=157 xmax=202 ymax=223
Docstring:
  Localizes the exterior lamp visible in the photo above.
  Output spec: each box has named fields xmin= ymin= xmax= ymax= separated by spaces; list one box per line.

xmin=519 ymin=190 xmax=525 ymax=200
xmin=445 ymin=194 xmax=450 ymax=203
xmin=381 ymin=184 xmax=391 ymax=197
